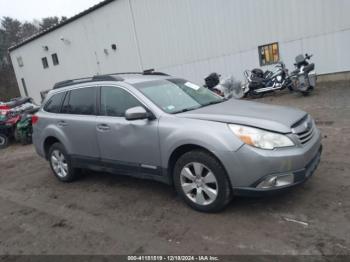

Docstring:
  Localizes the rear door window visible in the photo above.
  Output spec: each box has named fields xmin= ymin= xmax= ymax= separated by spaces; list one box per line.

xmin=100 ymin=86 xmax=142 ymax=117
xmin=44 ymin=92 xmax=65 ymax=113
xmin=62 ymin=87 xmax=97 ymax=115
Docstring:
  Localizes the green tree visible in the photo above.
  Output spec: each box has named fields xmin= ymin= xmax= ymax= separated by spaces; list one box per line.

xmin=20 ymin=22 xmax=39 ymax=40
xmin=39 ymin=16 xmax=67 ymax=31
xmin=1 ymin=17 xmax=22 ymax=47
xmin=0 ymin=17 xmax=23 ymax=100
xmin=0 ymin=15 xmax=70 ymax=101
xmin=0 ymin=28 xmax=6 ymax=64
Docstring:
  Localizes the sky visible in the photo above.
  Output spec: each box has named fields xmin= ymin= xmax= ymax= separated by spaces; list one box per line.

xmin=0 ymin=0 xmax=104 ymax=21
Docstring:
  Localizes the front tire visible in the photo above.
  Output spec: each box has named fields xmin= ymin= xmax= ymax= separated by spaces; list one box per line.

xmin=48 ymin=143 xmax=79 ymax=182
xmin=301 ymin=90 xmax=311 ymax=96
xmin=174 ymin=150 xmax=232 ymax=213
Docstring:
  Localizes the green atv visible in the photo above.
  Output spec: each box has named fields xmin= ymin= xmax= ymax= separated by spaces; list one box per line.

xmin=15 ymin=107 xmax=40 ymax=145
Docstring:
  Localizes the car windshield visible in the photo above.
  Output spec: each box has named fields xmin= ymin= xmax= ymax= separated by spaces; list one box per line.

xmin=134 ymin=79 xmax=224 ymax=114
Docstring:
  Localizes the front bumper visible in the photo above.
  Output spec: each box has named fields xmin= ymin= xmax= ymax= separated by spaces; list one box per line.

xmin=233 ymin=145 xmax=322 ymax=196
xmin=217 ymin=126 xmax=322 ymax=195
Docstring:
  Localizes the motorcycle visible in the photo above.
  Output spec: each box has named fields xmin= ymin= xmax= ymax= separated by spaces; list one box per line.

xmin=204 ymin=73 xmax=244 ymax=99
xmin=204 ymin=73 xmax=222 ymax=94
xmin=241 ymin=62 xmax=291 ymax=98
xmin=289 ymin=54 xmax=317 ymax=96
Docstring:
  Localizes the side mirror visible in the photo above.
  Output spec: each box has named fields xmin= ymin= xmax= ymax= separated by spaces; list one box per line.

xmin=125 ymin=106 xmax=150 ymax=121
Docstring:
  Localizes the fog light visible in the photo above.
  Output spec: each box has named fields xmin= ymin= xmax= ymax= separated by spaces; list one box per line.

xmin=257 ymin=176 xmax=277 ymax=189
xmin=276 ymin=174 xmax=294 ymax=187
xmin=257 ymin=174 xmax=294 ymax=189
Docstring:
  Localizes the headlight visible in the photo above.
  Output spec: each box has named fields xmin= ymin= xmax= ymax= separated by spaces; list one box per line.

xmin=228 ymin=124 xmax=294 ymax=150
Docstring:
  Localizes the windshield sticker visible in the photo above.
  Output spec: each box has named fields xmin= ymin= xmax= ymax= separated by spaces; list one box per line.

xmin=185 ymin=82 xmax=201 ymax=91
xmin=167 ymin=105 xmax=175 ymax=111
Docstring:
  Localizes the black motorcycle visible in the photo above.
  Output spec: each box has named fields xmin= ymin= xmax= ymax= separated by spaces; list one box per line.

xmin=242 ymin=62 xmax=291 ymax=98
xmin=204 ymin=73 xmax=221 ymax=94
xmin=204 ymin=73 xmax=244 ymax=99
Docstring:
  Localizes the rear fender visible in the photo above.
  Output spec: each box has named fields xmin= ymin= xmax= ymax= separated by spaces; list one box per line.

xmin=41 ymin=124 xmax=72 ymax=154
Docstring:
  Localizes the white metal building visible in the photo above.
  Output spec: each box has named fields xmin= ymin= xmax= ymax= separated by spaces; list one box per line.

xmin=9 ymin=0 xmax=350 ymax=103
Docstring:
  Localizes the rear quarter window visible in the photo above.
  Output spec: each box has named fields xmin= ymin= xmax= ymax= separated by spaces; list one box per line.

xmin=44 ymin=92 xmax=65 ymax=113
xmin=62 ymin=87 xmax=96 ymax=115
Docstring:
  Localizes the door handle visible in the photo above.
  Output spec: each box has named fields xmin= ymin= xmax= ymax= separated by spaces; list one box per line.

xmin=57 ymin=121 xmax=68 ymax=127
xmin=97 ymin=124 xmax=110 ymax=131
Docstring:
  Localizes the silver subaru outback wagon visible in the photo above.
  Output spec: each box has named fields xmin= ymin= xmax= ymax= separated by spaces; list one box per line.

xmin=33 ymin=72 xmax=322 ymax=212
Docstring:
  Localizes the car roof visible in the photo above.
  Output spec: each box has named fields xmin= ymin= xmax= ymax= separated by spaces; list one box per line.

xmin=117 ymin=73 xmax=172 ymax=84
xmin=53 ymin=71 xmax=173 ymax=88
xmin=47 ymin=72 xmax=177 ymax=97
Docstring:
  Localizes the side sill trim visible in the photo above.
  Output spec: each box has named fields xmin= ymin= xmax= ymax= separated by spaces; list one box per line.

xmin=70 ymin=155 xmax=163 ymax=177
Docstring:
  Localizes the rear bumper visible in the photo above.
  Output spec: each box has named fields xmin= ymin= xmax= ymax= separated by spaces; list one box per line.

xmin=233 ymin=145 xmax=322 ymax=197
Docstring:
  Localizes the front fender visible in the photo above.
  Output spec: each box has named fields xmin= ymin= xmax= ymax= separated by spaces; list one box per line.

xmin=159 ymin=117 xmax=244 ymax=168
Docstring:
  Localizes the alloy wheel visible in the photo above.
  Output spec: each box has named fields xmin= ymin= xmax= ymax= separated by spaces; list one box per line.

xmin=51 ymin=150 xmax=68 ymax=178
xmin=180 ymin=162 xmax=218 ymax=206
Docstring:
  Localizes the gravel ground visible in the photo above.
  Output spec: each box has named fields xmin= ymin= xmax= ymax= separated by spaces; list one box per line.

xmin=0 ymin=84 xmax=349 ymax=255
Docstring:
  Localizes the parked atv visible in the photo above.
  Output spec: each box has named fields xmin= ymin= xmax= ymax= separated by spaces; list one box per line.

xmin=0 ymin=123 xmax=15 ymax=149
xmin=0 ymin=97 xmax=38 ymax=149
xmin=0 ymin=129 xmax=10 ymax=149
xmin=16 ymin=107 xmax=40 ymax=145
xmin=0 ymin=114 xmax=21 ymax=149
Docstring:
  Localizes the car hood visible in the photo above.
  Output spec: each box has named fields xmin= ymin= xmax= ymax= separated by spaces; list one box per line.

xmin=177 ymin=99 xmax=307 ymax=133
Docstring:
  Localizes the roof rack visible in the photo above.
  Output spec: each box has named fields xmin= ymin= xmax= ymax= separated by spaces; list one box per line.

xmin=109 ymin=69 xmax=170 ymax=76
xmin=143 ymin=69 xmax=169 ymax=76
xmin=53 ymin=74 xmax=124 ymax=89
xmin=52 ymin=69 xmax=169 ymax=89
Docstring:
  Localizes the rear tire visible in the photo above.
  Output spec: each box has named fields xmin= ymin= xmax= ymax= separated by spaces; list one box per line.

xmin=301 ymin=90 xmax=310 ymax=96
xmin=249 ymin=91 xmax=264 ymax=99
xmin=14 ymin=128 xmax=21 ymax=142
xmin=48 ymin=143 xmax=80 ymax=182
xmin=0 ymin=134 xmax=9 ymax=149
xmin=174 ymin=150 xmax=232 ymax=213
xmin=20 ymin=135 xmax=32 ymax=145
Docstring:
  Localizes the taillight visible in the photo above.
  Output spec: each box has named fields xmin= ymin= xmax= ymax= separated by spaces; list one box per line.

xmin=0 ymin=111 xmax=6 ymax=116
xmin=0 ymin=105 xmax=10 ymax=110
xmin=0 ymin=105 xmax=10 ymax=115
xmin=32 ymin=115 xmax=39 ymax=125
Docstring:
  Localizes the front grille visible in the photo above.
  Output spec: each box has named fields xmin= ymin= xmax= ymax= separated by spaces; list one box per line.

xmin=297 ymin=125 xmax=315 ymax=144
xmin=292 ymin=115 xmax=315 ymax=145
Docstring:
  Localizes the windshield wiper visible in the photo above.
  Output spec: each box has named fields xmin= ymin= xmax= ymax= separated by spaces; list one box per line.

xmin=202 ymin=98 xmax=227 ymax=107
xmin=172 ymin=106 xmax=202 ymax=114
xmin=172 ymin=99 xmax=227 ymax=114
